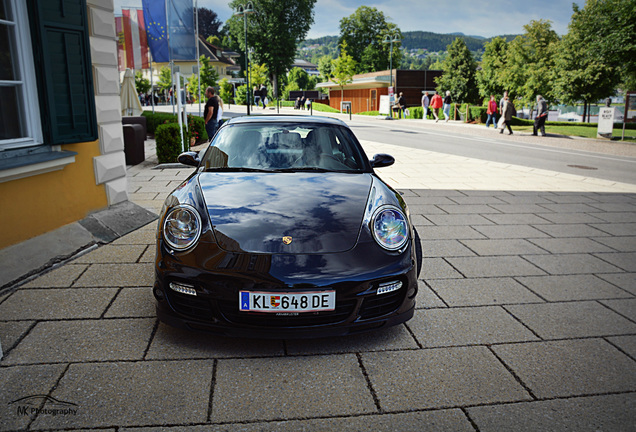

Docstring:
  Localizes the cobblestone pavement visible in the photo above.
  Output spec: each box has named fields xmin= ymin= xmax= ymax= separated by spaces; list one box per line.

xmin=1 ymin=109 xmax=635 ymax=431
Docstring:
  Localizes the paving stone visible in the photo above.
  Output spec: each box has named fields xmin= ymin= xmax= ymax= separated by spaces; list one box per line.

xmin=407 ymin=306 xmax=538 ymax=348
xmin=211 ymin=354 xmax=376 ymax=422
xmin=592 ymin=236 xmax=636 ymax=252
xmin=362 ymin=347 xmax=531 ymax=411
xmin=421 ymin=258 xmax=464 ymax=279
xmin=527 ymin=237 xmax=613 ymax=254
xmin=405 ymin=195 xmax=458 ymax=205
xmin=543 ymin=194 xmax=596 ymax=204
xmin=590 ymin=222 xmax=636 ymax=236
xmin=0 ymin=364 xmax=67 ymax=431
xmin=538 ymin=203 xmax=600 ymax=213
xmin=415 ymin=226 xmax=486 ymax=240
xmin=522 ymin=254 xmax=622 ymax=275
xmin=447 ymin=256 xmax=546 ymax=278
xmin=594 ymin=252 xmax=636 ymax=272
xmin=111 ymin=229 xmax=157 ymax=245
xmin=532 ymin=224 xmax=611 ymax=238
xmin=505 ymin=301 xmax=636 ymax=339
xmin=121 ymin=410 xmax=475 ymax=432
xmin=596 ymin=273 xmax=636 ymax=295
xmin=286 ymin=325 xmax=418 ymax=355
xmin=0 ymin=320 xmax=34 ymax=354
xmin=516 ymin=275 xmax=632 ymax=301
xmin=461 ymin=239 xmax=546 ymax=256
xmin=533 ymin=212 xmax=604 ymax=224
xmin=600 ymin=298 xmax=636 ymax=321
xmin=429 ymin=278 xmax=543 ymax=306
xmin=145 ymin=323 xmax=284 ymax=360
xmin=0 ymin=288 xmax=117 ymax=320
xmin=139 ymin=245 xmax=156 ymax=262
xmin=73 ymin=245 xmax=147 ymax=264
xmin=21 ymin=264 xmax=88 ymax=288
xmin=406 ymin=204 xmax=448 ymax=215
xmin=2 ymin=318 xmax=155 ymax=364
xmin=492 ymin=194 xmax=552 ymax=205
xmin=447 ymin=196 xmax=506 ymax=205
xmin=482 ymin=213 xmax=553 ymax=225
xmin=589 ymin=212 xmax=636 ymax=223
xmin=73 ymin=263 xmax=154 ymax=287
xmin=586 ymin=202 xmax=636 ymax=212
xmin=419 ymin=240 xmax=476 ymax=257
xmin=490 ymin=204 xmax=551 ymax=214
xmin=472 ymin=225 xmax=551 ymax=240
xmin=410 ymin=214 xmax=434 ymax=226
xmin=425 ymin=214 xmax=494 ymax=226
xmin=437 ymin=204 xmax=501 ymax=214
xmin=416 ymin=284 xmax=447 ymax=308
xmin=104 ymin=288 xmax=155 ymax=318
xmin=493 ymin=339 xmax=636 ymax=398
xmin=468 ymin=393 xmax=636 ymax=432
xmin=607 ymin=335 xmax=636 ymax=359
xmin=30 ymin=360 xmax=213 ymax=430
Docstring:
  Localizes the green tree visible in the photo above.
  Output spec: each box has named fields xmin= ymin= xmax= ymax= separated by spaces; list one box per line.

xmin=199 ymin=55 xmax=219 ymax=89
xmin=476 ymin=37 xmax=508 ymax=100
xmin=135 ymin=71 xmax=151 ymax=94
xmin=317 ymin=54 xmax=333 ymax=80
xmin=331 ymin=41 xmax=357 ymax=111
xmin=288 ymin=67 xmax=310 ymax=90
xmin=226 ymin=0 xmax=316 ymax=99
xmin=435 ymin=38 xmax=479 ymax=104
xmin=248 ymin=62 xmax=269 ymax=87
xmin=157 ymin=66 xmax=172 ymax=93
xmin=338 ymin=6 xmax=402 ymax=73
xmin=206 ymin=35 xmax=222 ymax=47
xmin=186 ymin=74 xmax=200 ymax=102
xmin=501 ymin=20 xmax=560 ymax=105
xmin=219 ymin=78 xmax=234 ymax=104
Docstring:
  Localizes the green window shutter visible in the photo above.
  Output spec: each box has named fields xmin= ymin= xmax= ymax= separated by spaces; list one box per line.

xmin=28 ymin=0 xmax=98 ymax=145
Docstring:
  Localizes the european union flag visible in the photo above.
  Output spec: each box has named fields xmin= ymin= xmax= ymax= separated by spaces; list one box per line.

xmin=142 ymin=0 xmax=169 ymax=62
xmin=240 ymin=292 xmax=250 ymax=310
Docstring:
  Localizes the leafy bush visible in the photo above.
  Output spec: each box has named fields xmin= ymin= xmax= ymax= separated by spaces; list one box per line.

xmin=142 ymin=111 xmax=208 ymax=143
xmin=156 ymin=123 xmax=189 ymax=164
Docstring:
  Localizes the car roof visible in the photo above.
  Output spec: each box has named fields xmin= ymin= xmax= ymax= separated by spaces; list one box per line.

xmin=224 ymin=115 xmax=349 ymax=127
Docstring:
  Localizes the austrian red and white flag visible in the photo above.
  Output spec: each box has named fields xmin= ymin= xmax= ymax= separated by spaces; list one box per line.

xmin=122 ymin=8 xmax=150 ymax=70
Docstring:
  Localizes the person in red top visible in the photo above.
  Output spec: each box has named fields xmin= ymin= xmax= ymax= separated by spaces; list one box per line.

xmin=486 ymin=95 xmax=498 ymax=129
xmin=430 ymin=91 xmax=443 ymax=122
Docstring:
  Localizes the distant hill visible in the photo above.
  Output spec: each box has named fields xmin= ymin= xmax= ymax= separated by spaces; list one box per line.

xmin=300 ymin=31 xmax=520 ymax=53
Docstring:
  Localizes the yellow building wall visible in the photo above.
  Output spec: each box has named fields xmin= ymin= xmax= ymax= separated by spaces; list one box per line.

xmin=0 ymin=140 xmax=108 ymax=249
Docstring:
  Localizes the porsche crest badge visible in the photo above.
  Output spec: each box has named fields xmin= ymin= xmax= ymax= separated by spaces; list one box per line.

xmin=282 ymin=236 xmax=293 ymax=245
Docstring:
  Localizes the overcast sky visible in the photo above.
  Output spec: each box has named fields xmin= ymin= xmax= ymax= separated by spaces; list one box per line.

xmin=115 ymin=0 xmax=583 ymax=39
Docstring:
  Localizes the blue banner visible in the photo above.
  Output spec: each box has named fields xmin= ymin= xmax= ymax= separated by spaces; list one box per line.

xmin=142 ymin=0 xmax=169 ymax=62
xmin=167 ymin=0 xmax=197 ymax=61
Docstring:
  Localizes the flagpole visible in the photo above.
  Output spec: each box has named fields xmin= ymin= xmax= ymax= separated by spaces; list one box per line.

xmin=196 ymin=0 xmax=201 ymax=118
xmin=150 ymin=57 xmax=155 ymax=113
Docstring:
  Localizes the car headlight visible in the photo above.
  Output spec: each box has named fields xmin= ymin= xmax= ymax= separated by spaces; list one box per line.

xmin=162 ymin=204 xmax=202 ymax=250
xmin=372 ymin=206 xmax=409 ymax=251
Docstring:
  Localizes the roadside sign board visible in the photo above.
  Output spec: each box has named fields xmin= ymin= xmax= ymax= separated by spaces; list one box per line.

xmin=625 ymin=92 xmax=636 ymax=123
xmin=379 ymin=95 xmax=391 ymax=115
xmin=597 ymin=107 xmax=615 ymax=138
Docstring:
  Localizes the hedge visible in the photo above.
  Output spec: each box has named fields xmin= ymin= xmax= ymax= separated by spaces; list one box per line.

xmin=156 ymin=123 xmax=190 ymax=164
xmin=142 ymin=111 xmax=208 ymax=143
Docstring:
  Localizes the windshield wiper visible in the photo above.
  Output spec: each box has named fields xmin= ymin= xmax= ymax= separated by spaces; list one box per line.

xmin=204 ymin=167 xmax=280 ymax=173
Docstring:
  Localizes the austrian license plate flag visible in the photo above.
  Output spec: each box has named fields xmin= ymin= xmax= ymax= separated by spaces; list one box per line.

xmin=240 ymin=291 xmax=336 ymax=313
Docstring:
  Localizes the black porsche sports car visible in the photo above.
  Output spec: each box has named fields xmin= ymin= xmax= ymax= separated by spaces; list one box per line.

xmin=153 ymin=115 xmax=420 ymax=338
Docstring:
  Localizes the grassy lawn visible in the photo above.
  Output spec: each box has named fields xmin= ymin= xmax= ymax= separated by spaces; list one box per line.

xmin=513 ymin=124 xmax=636 ymax=142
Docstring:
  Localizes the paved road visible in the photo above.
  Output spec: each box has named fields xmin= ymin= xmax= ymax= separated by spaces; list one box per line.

xmin=1 ymin=105 xmax=634 ymax=431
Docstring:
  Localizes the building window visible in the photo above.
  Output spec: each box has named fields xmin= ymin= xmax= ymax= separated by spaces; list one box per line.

xmin=0 ymin=0 xmax=43 ymax=150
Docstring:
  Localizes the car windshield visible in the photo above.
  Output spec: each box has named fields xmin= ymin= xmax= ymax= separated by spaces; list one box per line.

xmin=200 ymin=122 xmax=368 ymax=172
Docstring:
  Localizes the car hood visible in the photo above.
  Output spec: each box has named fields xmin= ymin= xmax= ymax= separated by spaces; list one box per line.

xmin=197 ymin=172 xmax=372 ymax=254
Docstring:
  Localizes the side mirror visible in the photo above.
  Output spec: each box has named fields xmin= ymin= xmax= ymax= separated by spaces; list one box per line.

xmin=177 ymin=151 xmax=200 ymax=167
xmin=370 ymin=153 xmax=395 ymax=168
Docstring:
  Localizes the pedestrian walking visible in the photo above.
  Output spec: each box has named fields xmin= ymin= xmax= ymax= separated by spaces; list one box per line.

xmin=443 ymin=90 xmax=452 ymax=122
xmin=430 ymin=91 xmax=443 ymax=122
xmin=533 ymin=95 xmax=548 ymax=136
xmin=421 ymin=91 xmax=430 ymax=119
xmin=486 ymin=95 xmax=498 ymax=128
xmin=499 ymin=96 xmax=514 ymax=135
xmin=499 ymin=91 xmax=508 ymax=114
xmin=260 ymin=84 xmax=268 ymax=109
xmin=253 ymin=86 xmax=261 ymax=108
xmin=204 ymin=86 xmax=219 ymax=140
xmin=397 ymin=92 xmax=406 ymax=119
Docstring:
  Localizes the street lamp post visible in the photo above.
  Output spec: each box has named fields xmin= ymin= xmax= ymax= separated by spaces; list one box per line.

xmin=234 ymin=2 xmax=254 ymax=115
xmin=383 ymin=32 xmax=400 ymax=119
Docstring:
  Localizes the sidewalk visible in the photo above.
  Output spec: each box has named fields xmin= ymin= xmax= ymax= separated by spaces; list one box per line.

xmin=1 ymin=106 xmax=635 ymax=431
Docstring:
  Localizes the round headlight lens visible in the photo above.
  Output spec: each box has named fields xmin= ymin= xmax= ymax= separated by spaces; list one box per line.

xmin=372 ymin=207 xmax=408 ymax=250
xmin=163 ymin=205 xmax=202 ymax=250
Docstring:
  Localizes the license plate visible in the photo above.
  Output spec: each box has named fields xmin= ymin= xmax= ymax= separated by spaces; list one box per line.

xmin=239 ymin=290 xmax=335 ymax=313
